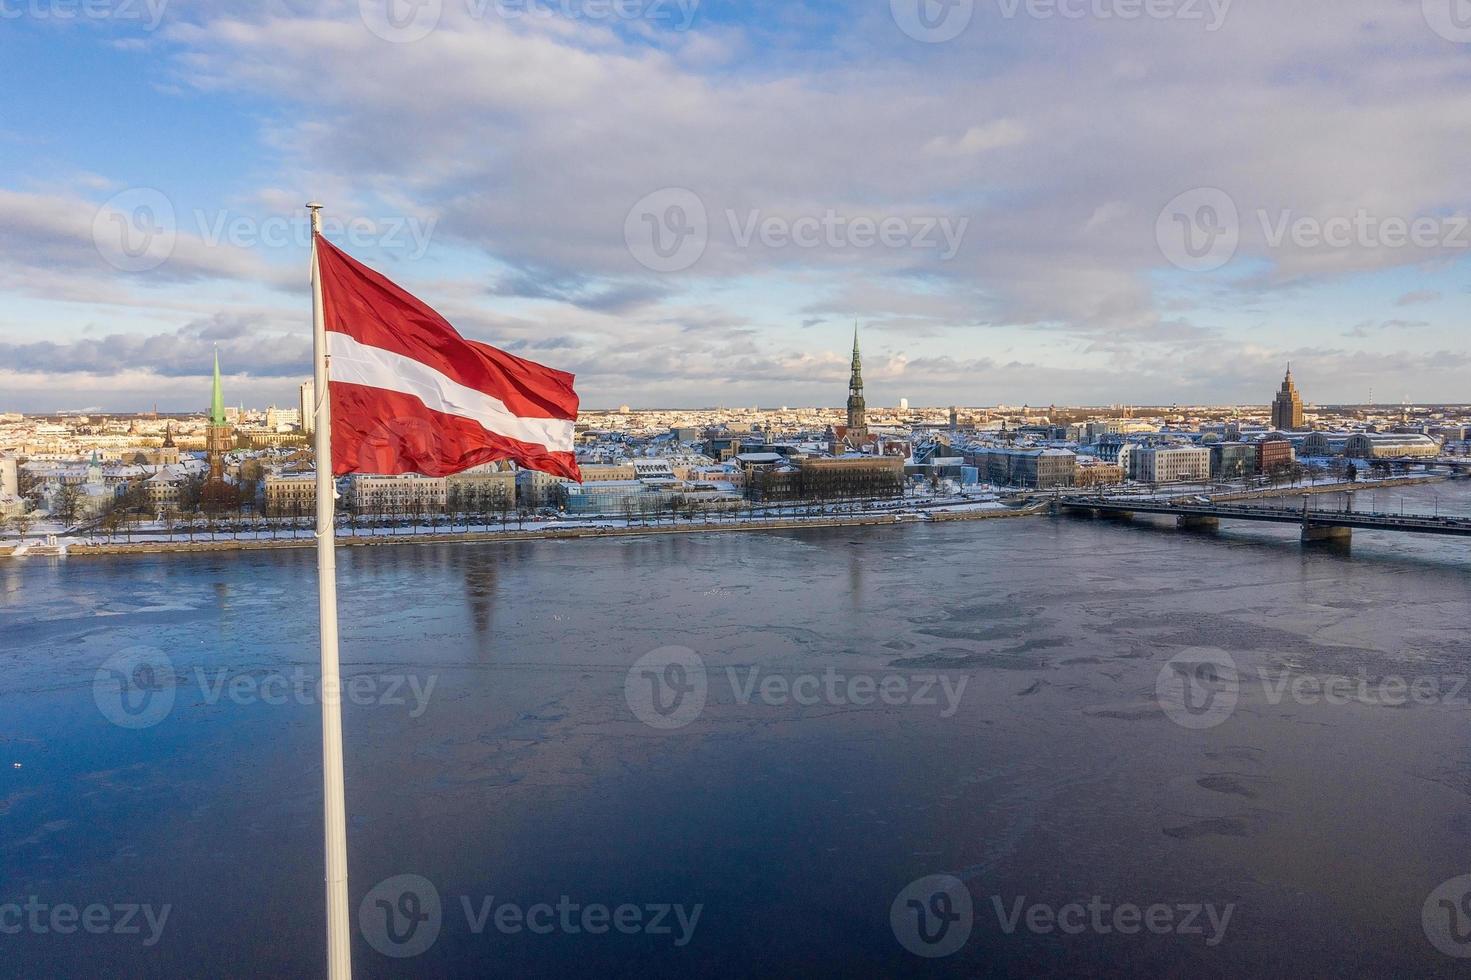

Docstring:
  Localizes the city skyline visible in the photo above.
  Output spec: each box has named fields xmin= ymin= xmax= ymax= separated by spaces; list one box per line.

xmin=0 ymin=356 xmax=1459 ymax=418
xmin=3 ymin=3 xmax=1471 ymax=412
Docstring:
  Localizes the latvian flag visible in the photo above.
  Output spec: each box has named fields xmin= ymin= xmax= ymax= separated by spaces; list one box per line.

xmin=314 ymin=234 xmax=580 ymax=481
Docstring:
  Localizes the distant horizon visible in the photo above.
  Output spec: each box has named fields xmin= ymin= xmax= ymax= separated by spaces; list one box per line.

xmin=8 ymin=402 xmax=1469 ymax=419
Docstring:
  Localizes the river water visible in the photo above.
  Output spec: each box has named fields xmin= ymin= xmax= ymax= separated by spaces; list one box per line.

xmin=2 ymin=481 xmax=1470 ymax=977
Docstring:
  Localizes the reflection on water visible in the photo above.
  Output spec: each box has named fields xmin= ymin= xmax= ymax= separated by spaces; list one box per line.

xmin=2 ymin=484 xmax=1471 ymax=978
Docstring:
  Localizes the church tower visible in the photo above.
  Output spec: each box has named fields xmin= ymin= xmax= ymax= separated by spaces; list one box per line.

xmin=206 ymin=349 xmax=232 ymax=484
xmin=846 ymin=324 xmax=867 ymax=439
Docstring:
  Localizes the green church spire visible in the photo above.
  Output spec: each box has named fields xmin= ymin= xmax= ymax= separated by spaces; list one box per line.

xmin=210 ymin=348 xmax=226 ymax=426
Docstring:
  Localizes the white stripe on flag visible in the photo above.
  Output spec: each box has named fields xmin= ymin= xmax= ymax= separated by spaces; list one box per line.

xmin=326 ymin=331 xmax=575 ymax=451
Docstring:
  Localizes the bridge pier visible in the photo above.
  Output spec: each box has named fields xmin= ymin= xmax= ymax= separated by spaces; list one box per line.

xmin=1302 ymin=524 xmax=1352 ymax=543
xmin=1177 ymin=515 xmax=1220 ymax=531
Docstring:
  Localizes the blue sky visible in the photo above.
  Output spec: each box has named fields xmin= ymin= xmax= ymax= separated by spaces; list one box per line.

xmin=2 ymin=0 xmax=1469 ymax=412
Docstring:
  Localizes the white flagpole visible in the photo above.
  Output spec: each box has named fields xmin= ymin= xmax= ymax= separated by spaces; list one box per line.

xmin=308 ymin=202 xmax=353 ymax=980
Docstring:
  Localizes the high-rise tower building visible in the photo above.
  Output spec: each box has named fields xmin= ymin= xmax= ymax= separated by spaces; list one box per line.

xmin=299 ymin=378 xmax=316 ymax=435
xmin=846 ymin=325 xmax=867 ymax=439
xmin=1271 ymin=366 xmax=1305 ymax=431
xmin=206 ymin=350 xmax=233 ymax=484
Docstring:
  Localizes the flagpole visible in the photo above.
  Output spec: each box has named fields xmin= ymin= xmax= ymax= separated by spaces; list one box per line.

xmin=309 ymin=202 xmax=353 ymax=980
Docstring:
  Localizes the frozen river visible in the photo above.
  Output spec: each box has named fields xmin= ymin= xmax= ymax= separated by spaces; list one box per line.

xmin=3 ymin=481 xmax=1470 ymax=977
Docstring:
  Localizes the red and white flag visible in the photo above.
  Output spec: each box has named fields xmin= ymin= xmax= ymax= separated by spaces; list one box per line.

xmin=314 ymin=233 xmax=581 ymax=481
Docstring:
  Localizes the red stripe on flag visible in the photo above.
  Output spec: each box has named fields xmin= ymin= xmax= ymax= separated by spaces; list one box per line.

xmin=331 ymin=382 xmax=581 ymax=481
xmin=315 ymin=235 xmax=577 ymax=424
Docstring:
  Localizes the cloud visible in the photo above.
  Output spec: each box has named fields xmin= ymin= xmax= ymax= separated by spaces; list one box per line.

xmin=0 ymin=316 xmax=310 ymax=379
xmin=8 ymin=0 xmax=1471 ymax=407
xmin=1343 ymin=318 xmax=1431 ymax=338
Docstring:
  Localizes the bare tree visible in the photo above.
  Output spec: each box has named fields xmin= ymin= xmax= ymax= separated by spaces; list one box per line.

xmin=55 ymin=484 xmax=83 ymax=527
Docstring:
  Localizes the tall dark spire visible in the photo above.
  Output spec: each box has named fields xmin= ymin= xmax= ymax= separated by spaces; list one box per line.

xmin=846 ymin=322 xmax=867 ymax=438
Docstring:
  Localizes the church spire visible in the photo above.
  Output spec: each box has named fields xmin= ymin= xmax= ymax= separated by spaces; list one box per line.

xmin=210 ymin=348 xmax=226 ymax=426
xmin=846 ymin=322 xmax=867 ymax=438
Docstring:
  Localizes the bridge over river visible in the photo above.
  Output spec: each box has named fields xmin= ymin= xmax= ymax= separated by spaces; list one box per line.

xmin=1055 ymin=494 xmax=1471 ymax=543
